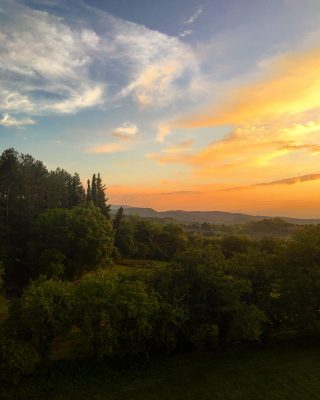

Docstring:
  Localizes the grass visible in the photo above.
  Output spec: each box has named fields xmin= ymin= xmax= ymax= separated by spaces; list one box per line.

xmin=3 ymin=344 xmax=320 ymax=400
xmin=110 ymin=259 xmax=169 ymax=280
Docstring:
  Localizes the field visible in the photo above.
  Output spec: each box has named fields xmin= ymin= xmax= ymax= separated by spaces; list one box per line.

xmin=3 ymin=344 xmax=320 ymax=400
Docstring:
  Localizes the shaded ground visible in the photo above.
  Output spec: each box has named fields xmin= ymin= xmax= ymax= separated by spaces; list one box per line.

xmin=2 ymin=344 xmax=320 ymax=400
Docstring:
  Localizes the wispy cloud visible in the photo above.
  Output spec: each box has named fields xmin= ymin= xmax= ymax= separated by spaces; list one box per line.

xmin=88 ymin=122 xmax=139 ymax=154
xmin=179 ymin=29 xmax=193 ymax=38
xmin=0 ymin=0 xmax=200 ymax=120
xmin=111 ymin=122 xmax=139 ymax=140
xmin=151 ymin=48 xmax=320 ymax=182
xmin=0 ymin=113 xmax=36 ymax=127
xmin=175 ymin=48 xmax=320 ymax=129
xmin=223 ymin=173 xmax=320 ymax=191
xmin=159 ymin=190 xmax=201 ymax=196
xmin=118 ymin=47 xmax=197 ymax=108
xmin=88 ymin=142 xmax=129 ymax=154
xmin=163 ymin=140 xmax=194 ymax=154
xmin=184 ymin=6 xmax=203 ymax=25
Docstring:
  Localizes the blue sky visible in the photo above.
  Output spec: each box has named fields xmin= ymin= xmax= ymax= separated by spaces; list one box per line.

xmin=1 ymin=0 xmax=320 ymax=215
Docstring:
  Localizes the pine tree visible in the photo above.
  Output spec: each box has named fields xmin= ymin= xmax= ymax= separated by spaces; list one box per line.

xmin=86 ymin=179 xmax=92 ymax=204
xmin=113 ymin=206 xmax=124 ymax=231
xmin=67 ymin=173 xmax=85 ymax=208
xmin=86 ymin=173 xmax=110 ymax=217
xmin=91 ymin=174 xmax=97 ymax=206
xmin=96 ymin=173 xmax=111 ymax=218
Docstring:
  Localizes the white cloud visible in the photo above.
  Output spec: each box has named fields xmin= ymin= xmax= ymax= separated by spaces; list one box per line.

xmin=112 ymin=122 xmax=138 ymax=139
xmin=179 ymin=30 xmax=193 ymax=38
xmin=0 ymin=113 xmax=36 ymax=127
xmin=0 ymin=1 xmax=104 ymax=116
xmin=184 ymin=6 xmax=203 ymax=25
xmin=0 ymin=0 xmax=202 ymax=120
xmin=114 ymin=25 xmax=198 ymax=108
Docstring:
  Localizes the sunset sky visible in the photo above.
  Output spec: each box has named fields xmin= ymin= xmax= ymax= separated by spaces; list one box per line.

xmin=1 ymin=0 xmax=320 ymax=217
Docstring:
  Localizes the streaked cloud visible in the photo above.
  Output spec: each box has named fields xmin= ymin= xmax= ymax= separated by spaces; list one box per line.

xmin=88 ymin=122 xmax=139 ymax=154
xmin=0 ymin=113 xmax=36 ymax=127
xmin=223 ymin=173 xmax=320 ymax=191
xmin=184 ymin=6 xmax=203 ymax=25
xmin=163 ymin=140 xmax=194 ymax=154
xmin=88 ymin=142 xmax=129 ymax=154
xmin=151 ymin=48 xmax=320 ymax=183
xmin=175 ymin=48 xmax=320 ymax=129
xmin=0 ymin=0 xmax=200 ymax=119
xmin=179 ymin=30 xmax=193 ymax=38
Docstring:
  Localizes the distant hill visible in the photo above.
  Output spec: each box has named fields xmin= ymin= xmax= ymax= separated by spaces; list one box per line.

xmin=110 ymin=205 xmax=320 ymax=225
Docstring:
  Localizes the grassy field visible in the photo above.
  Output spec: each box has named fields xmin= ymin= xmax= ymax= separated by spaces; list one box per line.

xmin=3 ymin=344 xmax=320 ymax=400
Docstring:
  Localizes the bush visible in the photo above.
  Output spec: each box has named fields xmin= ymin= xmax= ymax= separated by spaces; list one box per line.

xmin=0 ymin=333 xmax=40 ymax=384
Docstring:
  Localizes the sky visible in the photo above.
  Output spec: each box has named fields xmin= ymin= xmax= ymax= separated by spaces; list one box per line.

xmin=1 ymin=0 xmax=320 ymax=217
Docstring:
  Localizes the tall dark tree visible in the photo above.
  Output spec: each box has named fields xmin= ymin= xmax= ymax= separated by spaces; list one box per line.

xmin=67 ymin=173 xmax=85 ymax=208
xmin=86 ymin=179 xmax=92 ymax=204
xmin=96 ymin=173 xmax=111 ymax=218
xmin=113 ymin=206 xmax=124 ymax=231
xmin=91 ymin=174 xmax=97 ymax=206
xmin=86 ymin=173 xmax=110 ymax=218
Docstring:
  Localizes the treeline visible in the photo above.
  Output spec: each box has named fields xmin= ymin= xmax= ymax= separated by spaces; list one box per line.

xmin=0 ymin=149 xmax=111 ymax=291
xmin=0 ymin=149 xmax=320 ymax=384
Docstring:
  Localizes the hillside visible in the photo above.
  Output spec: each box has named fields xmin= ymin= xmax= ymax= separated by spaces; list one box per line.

xmin=111 ymin=206 xmax=320 ymax=225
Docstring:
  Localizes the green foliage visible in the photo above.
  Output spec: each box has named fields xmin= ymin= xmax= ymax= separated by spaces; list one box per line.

xmin=278 ymin=225 xmax=320 ymax=333
xmin=115 ymin=217 xmax=188 ymax=260
xmin=74 ymin=270 xmax=159 ymax=359
xmin=86 ymin=173 xmax=111 ymax=218
xmin=30 ymin=205 xmax=114 ymax=279
xmin=113 ymin=206 xmax=124 ymax=232
xmin=152 ymin=246 xmax=266 ymax=349
xmin=2 ymin=147 xmax=320 ymax=387
xmin=0 ymin=334 xmax=40 ymax=384
xmin=222 ymin=234 xmax=254 ymax=258
xmin=19 ymin=278 xmax=74 ymax=359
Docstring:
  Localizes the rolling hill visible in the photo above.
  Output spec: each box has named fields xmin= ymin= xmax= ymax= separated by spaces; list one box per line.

xmin=110 ymin=205 xmax=320 ymax=225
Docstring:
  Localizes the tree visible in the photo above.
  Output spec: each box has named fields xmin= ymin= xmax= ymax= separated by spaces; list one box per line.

xmin=74 ymin=270 xmax=159 ymax=359
xmin=96 ymin=173 xmax=111 ymax=218
xmin=113 ymin=206 xmax=124 ymax=232
xmin=86 ymin=179 xmax=92 ymax=204
xmin=114 ymin=219 xmax=136 ymax=257
xmin=19 ymin=278 xmax=74 ymax=360
xmin=66 ymin=173 xmax=85 ymax=208
xmin=30 ymin=205 xmax=114 ymax=279
xmin=86 ymin=173 xmax=111 ymax=218
xmin=278 ymin=226 xmax=320 ymax=334
xmin=152 ymin=246 xmax=266 ymax=349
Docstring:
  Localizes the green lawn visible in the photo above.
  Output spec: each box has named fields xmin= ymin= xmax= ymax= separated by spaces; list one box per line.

xmin=3 ymin=345 xmax=320 ymax=400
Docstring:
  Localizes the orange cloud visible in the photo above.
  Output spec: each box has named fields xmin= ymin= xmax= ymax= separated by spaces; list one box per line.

xmin=175 ymin=48 xmax=320 ymax=129
xmin=152 ymin=48 xmax=320 ymax=183
xmin=223 ymin=173 xmax=320 ymax=191
xmin=88 ymin=142 xmax=129 ymax=154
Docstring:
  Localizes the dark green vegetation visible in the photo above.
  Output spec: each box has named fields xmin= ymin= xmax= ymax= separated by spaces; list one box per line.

xmin=114 ymin=205 xmax=320 ymax=225
xmin=2 ymin=345 xmax=320 ymax=399
xmin=1 ymin=148 xmax=320 ymax=398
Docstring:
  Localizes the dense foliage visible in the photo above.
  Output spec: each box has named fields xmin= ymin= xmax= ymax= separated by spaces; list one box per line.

xmin=1 ymin=148 xmax=320 ymax=385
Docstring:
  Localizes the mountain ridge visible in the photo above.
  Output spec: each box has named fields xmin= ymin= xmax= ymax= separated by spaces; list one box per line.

xmin=110 ymin=205 xmax=320 ymax=225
